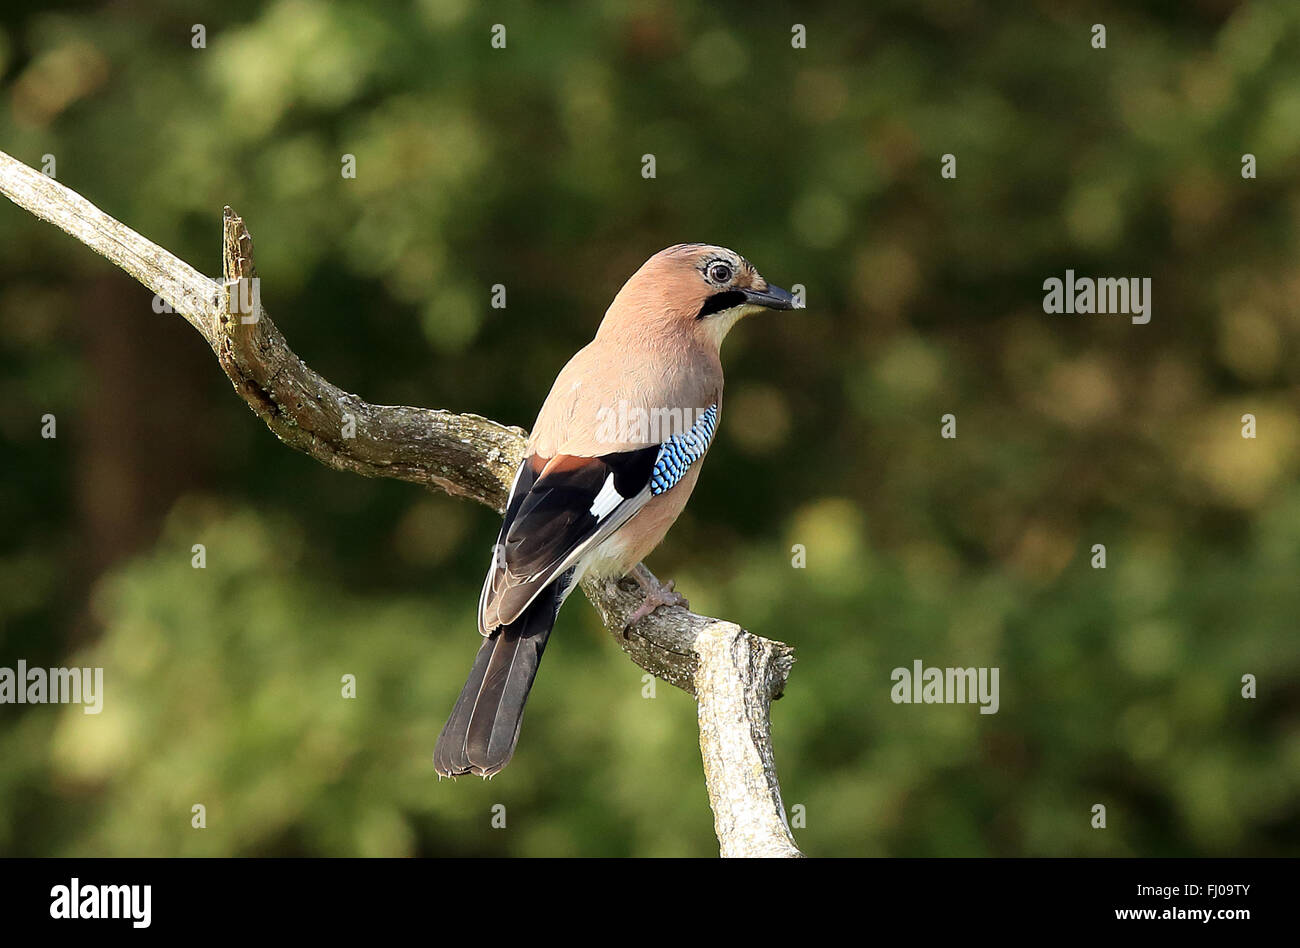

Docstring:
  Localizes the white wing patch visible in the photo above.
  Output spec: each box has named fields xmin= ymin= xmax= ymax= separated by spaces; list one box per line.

xmin=588 ymin=473 xmax=624 ymax=519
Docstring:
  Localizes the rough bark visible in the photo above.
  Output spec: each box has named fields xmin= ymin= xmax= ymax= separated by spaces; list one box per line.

xmin=0 ymin=148 xmax=802 ymax=858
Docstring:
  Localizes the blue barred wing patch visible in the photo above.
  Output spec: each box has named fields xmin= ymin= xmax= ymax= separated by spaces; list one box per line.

xmin=649 ymin=405 xmax=719 ymax=495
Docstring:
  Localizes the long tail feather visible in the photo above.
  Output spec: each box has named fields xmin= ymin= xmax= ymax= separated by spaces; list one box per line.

xmin=434 ymin=580 xmax=563 ymax=778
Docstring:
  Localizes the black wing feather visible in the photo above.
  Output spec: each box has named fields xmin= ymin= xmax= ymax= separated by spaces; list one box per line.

xmin=479 ymin=446 xmax=659 ymax=631
xmin=504 ymin=446 xmax=659 ymax=577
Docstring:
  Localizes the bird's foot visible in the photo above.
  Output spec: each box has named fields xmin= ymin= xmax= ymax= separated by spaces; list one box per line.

xmin=625 ymin=569 xmax=689 ymax=630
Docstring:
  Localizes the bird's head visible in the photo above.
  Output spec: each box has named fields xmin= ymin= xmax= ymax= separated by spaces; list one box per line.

xmin=599 ymin=243 xmax=795 ymax=350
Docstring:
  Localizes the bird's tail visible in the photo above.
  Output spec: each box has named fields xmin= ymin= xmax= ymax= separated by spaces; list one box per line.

xmin=433 ymin=580 xmax=563 ymax=778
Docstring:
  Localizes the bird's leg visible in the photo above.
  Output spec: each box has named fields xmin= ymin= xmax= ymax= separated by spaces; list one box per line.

xmin=625 ymin=564 xmax=690 ymax=628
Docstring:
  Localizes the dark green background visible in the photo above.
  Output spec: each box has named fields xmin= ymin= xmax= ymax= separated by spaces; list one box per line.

xmin=1 ymin=0 xmax=1297 ymax=856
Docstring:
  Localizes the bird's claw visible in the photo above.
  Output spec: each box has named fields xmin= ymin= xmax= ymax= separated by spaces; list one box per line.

xmin=624 ymin=576 xmax=689 ymax=631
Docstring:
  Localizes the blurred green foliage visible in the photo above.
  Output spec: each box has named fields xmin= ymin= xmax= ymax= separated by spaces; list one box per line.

xmin=1 ymin=0 xmax=1298 ymax=856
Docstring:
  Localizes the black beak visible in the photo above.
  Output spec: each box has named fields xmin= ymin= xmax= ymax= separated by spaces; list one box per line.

xmin=743 ymin=283 xmax=796 ymax=310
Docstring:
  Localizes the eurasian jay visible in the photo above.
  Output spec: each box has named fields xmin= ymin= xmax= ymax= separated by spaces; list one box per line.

xmin=433 ymin=243 xmax=795 ymax=778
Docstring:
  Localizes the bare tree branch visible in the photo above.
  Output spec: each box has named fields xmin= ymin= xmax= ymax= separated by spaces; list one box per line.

xmin=0 ymin=149 xmax=802 ymax=858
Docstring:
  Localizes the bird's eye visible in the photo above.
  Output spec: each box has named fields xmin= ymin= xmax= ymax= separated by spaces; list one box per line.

xmin=708 ymin=262 xmax=733 ymax=284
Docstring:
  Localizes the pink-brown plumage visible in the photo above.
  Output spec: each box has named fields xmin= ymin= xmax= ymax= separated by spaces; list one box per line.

xmin=435 ymin=243 xmax=795 ymax=777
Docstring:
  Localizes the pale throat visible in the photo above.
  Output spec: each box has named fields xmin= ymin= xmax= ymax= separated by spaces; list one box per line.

xmin=699 ymin=302 xmax=763 ymax=348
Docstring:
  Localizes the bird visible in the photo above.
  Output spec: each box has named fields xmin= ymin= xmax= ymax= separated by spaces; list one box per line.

xmin=433 ymin=243 xmax=795 ymax=778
